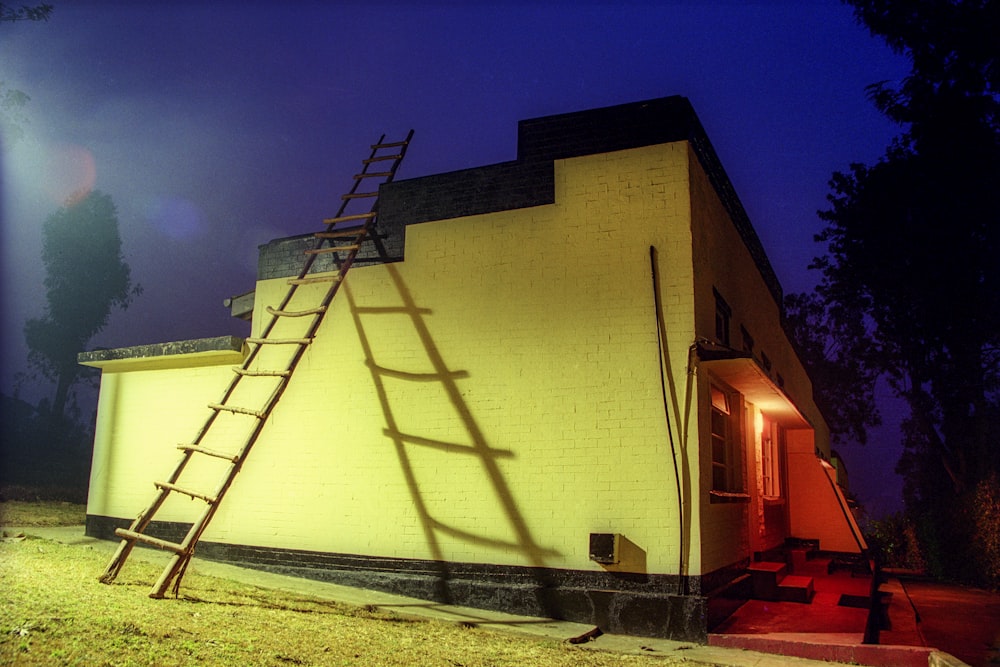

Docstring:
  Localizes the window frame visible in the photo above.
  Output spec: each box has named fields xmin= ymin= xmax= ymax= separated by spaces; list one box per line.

xmin=760 ymin=420 xmax=782 ymax=499
xmin=709 ymin=382 xmax=747 ymax=502
xmin=740 ymin=325 xmax=755 ymax=356
xmin=713 ymin=288 xmax=732 ymax=347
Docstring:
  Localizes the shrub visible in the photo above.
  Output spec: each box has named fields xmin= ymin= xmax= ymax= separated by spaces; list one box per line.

xmin=970 ymin=473 xmax=1000 ymax=590
xmin=862 ymin=512 xmax=926 ymax=571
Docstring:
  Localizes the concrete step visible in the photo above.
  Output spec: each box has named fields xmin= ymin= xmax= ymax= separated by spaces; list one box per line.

xmin=709 ymin=633 xmax=934 ymax=667
xmin=778 ymin=574 xmax=815 ymax=603
xmin=748 ymin=561 xmax=787 ymax=601
xmin=748 ymin=561 xmax=814 ymax=603
xmin=789 ymin=547 xmax=810 ymax=571
xmin=796 ymin=556 xmax=834 ymax=577
xmin=706 ymin=573 xmax=752 ymax=631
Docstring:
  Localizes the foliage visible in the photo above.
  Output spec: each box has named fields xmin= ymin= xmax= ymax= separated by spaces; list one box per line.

xmin=0 ymin=3 xmax=52 ymax=151
xmin=862 ymin=512 xmax=926 ymax=571
xmin=968 ymin=472 xmax=1000 ymax=589
xmin=24 ymin=191 xmax=140 ymax=417
xmin=790 ymin=0 xmax=1000 ymax=586
xmin=783 ymin=291 xmax=881 ymax=446
xmin=0 ymin=393 xmax=92 ymax=502
xmin=0 ymin=2 xmax=52 ymax=23
xmin=0 ymin=83 xmax=30 ymax=150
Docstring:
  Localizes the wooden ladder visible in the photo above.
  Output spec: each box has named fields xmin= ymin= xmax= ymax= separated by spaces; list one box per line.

xmin=98 ymin=130 xmax=414 ymax=597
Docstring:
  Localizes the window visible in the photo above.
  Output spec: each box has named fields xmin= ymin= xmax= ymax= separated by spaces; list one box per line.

xmin=760 ymin=420 xmax=782 ymax=498
xmin=710 ymin=384 xmax=743 ymax=496
xmin=741 ymin=326 xmax=754 ymax=355
xmin=713 ymin=289 xmax=731 ymax=346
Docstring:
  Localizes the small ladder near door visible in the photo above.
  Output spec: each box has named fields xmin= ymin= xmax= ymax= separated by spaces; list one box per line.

xmin=98 ymin=130 xmax=414 ymax=598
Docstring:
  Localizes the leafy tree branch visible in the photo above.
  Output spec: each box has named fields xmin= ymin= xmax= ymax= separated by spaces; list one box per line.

xmin=25 ymin=191 xmax=141 ymax=417
xmin=0 ymin=3 xmax=53 ymax=23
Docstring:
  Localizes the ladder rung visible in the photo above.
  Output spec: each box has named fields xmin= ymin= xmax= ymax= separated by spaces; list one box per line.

xmin=266 ymin=305 xmax=327 ymax=317
xmin=323 ymin=212 xmax=375 ymax=225
xmin=96 ymin=131 xmax=413 ymax=592
xmin=208 ymin=403 xmax=266 ymax=418
xmin=304 ymin=244 xmax=360 ymax=255
xmin=246 ymin=337 xmax=312 ymax=345
xmin=177 ymin=444 xmax=239 ymax=463
xmin=382 ymin=429 xmax=513 ymax=459
xmin=115 ymin=528 xmax=185 ymax=554
xmin=366 ymin=362 xmax=470 ymax=382
xmin=288 ymin=274 xmax=341 ymax=285
xmin=363 ymin=154 xmax=402 ymax=163
xmin=315 ymin=229 xmax=364 ymax=239
xmin=232 ymin=367 xmax=291 ymax=377
xmin=354 ymin=305 xmax=433 ymax=315
xmin=155 ymin=481 xmax=218 ymax=504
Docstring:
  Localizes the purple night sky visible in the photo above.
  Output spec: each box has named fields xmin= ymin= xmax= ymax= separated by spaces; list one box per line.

xmin=1 ymin=1 xmax=910 ymax=516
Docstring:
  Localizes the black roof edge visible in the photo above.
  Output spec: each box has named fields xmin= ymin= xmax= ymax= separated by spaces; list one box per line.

xmin=380 ymin=95 xmax=783 ymax=307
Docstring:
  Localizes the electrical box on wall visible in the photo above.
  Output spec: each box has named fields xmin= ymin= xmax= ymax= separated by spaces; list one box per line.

xmin=588 ymin=533 xmax=620 ymax=564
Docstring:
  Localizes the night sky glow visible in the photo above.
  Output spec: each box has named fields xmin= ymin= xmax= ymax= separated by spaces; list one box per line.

xmin=1 ymin=1 xmax=910 ymax=516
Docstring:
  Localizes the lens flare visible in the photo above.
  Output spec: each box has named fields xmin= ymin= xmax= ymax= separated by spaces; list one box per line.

xmin=45 ymin=143 xmax=97 ymax=205
xmin=146 ymin=196 xmax=207 ymax=240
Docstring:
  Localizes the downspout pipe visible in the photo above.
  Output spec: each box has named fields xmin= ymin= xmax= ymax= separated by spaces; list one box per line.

xmin=649 ymin=246 xmax=687 ymax=596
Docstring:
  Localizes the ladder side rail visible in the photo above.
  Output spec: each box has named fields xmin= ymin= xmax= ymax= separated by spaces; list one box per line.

xmin=254 ymin=135 xmax=391 ymax=341
xmin=329 ymin=129 xmax=414 ymax=266
xmin=150 ymin=501 xmax=215 ymax=597
xmin=158 ymin=134 xmax=413 ymax=594
xmin=306 ymin=133 xmax=391 ymax=262
xmin=337 ymin=133 xmax=386 ymax=204
xmin=99 ymin=485 xmax=173 ymax=582
xmin=152 ymin=372 xmax=293 ymax=597
xmin=101 ymin=179 xmax=352 ymax=584
xmin=103 ymin=333 xmax=280 ymax=586
xmin=373 ymin=129 xmax=413 ymax=188
xmin=301 ymin=133 xmax=385 ymax=265
xmin=304 ymin=131 xmax=413 ymax=328
xmin=192 ymin=135 xmax=401 ymax=517
xmin=99 ymin=416 xmax=222 ymax=583
xmin=102 ymin=132 xmax=413 ymax=592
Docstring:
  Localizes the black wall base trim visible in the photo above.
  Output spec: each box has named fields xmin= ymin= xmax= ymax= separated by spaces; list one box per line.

xmin=87 ymin=514 xmax=710 ymax=641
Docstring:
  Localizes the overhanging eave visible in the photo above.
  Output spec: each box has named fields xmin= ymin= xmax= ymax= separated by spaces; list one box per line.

xmin=78 ymin=336 xmax=247 ymax=372
xmin=701 ymin=356 xmax=810 ymax=429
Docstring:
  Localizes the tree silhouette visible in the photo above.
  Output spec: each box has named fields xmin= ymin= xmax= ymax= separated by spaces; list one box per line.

xmin=0 ymin=3 xmax=52 ymax=151
xmin=793 ymin=0 xmax=1000 ymax=583
xmin=783 ymin=291 xmax=881 ymax=447
xmin=24 ymin=190 xmax=140 ymax=417
xmin=0 ymin=3 xmax=52 ymax=23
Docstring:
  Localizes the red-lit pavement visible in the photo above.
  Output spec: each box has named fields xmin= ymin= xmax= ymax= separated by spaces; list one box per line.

xmin=712 ymin=557 xmax=996 ymax=666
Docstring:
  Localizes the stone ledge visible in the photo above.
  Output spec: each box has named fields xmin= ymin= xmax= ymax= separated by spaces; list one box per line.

xmin=78 ymin=335 xmax=247 ymax=372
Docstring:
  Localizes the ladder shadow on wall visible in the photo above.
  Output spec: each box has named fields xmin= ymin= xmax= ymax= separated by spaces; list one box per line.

xmin=345 ymin=263 xmax=560 ymax=612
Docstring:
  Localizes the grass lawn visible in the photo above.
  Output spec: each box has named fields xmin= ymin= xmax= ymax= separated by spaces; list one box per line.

xmin=0 ymin=500 xmax=86 ymax=527
xmin=0 ymin=503 xmax=689 ymax=666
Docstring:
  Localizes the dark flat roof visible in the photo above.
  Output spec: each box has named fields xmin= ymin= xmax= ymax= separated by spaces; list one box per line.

xmin=378 ymin=95 xmax=783 ymax=307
